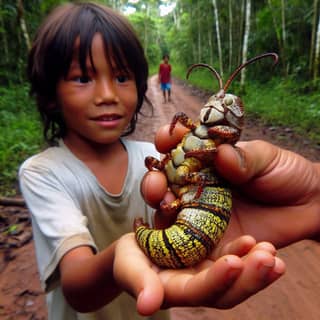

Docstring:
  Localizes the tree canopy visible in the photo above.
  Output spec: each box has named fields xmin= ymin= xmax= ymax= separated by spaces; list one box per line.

xmin=1 ymin=0 xmax=320 ymax=87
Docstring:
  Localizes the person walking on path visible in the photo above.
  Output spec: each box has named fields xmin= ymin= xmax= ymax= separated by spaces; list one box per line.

xmin=158 ymin=54 xmax=172 ymax=103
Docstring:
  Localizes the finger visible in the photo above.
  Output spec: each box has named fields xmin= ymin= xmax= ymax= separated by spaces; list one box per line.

xmin=155 ymin=123 xmax=189 ymax=154
xmin=213 ymin=235 xmax=257 ymax=259
xmin=136 ymin=280 xmax=163 ymax=316
xmin=141 ymin=171 xmax=168 ymax=208
xmin=113 ymin=233 xmax=164 ymax=315
xmin=216 ymin=140 xmax=315 ymax=203
xmin=213 ymin=249 xmax=286 ymax=309
xmin=249 ymin=241 xmax=277 ymax=256
xmin=214 ymin=140 xmax=279 ymax=185
xmin=159 ymin=255 xmax=244 ymax=307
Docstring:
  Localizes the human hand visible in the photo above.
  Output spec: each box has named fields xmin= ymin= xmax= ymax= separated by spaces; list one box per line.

xmin=114 ymin=233 xmax=285 ymax=316
xmin=209 ymin=140 xmax=320 ymax=246
xmin=142 ymin=124 xmax=320 ymax=247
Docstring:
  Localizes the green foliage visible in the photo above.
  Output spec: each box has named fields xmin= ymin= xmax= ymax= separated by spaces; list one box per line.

xmin=2 ymin=0 xmax=319 ymax=84
xmin=148 ymin=63 xmax=158 ymax=76
xmin=128 ymin=12 xmax=161 ymax=66
xmin=244 ymin=79 xmax=320 ymax=142
xmin=165 ymin=12 xmax=193 ymax=66
xmin=0 ymin=86 xmax=42 ymax=195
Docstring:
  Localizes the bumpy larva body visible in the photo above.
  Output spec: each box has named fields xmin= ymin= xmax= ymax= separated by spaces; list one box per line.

xmin=136 ymin=127 xmax=233 ymax=268
xmin=134 ymin=53 xmax=278 ymax=269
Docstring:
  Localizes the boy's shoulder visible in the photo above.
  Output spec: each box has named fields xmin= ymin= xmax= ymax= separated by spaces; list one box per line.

xmin=19 ymin=144 xmax=76 ymax=174
xmin=123 ymin=139 xmax=157 ymax=156
xmin=124 ymin=139 xmax=154 ymax=148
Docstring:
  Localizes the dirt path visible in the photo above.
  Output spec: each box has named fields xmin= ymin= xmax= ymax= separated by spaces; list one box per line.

xmin=1 ymin=75 xmax=320 ymax=320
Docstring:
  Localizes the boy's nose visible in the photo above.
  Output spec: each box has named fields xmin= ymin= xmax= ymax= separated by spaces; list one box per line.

xmin=94 ymin=79 xmax=119 ymax=105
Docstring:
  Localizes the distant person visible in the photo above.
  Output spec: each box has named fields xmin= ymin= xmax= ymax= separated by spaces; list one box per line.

xmin=158 ymin=54 xmax=172 ymax=103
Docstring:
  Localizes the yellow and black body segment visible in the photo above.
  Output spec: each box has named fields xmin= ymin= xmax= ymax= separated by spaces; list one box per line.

xmin=135 ymin=185 xmax=232 ymax=268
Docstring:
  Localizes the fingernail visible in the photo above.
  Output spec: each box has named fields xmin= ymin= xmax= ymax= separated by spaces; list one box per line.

xmin=234 ymin=146 xmax=247 ymax=169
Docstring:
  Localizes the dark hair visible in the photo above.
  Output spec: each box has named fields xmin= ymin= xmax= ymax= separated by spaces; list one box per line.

xmin=28 ymin=2 xmax=149 ymax=145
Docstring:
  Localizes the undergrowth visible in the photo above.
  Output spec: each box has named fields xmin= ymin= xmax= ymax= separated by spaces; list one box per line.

xmin=0 ymin=85 xmax=42 ymax=196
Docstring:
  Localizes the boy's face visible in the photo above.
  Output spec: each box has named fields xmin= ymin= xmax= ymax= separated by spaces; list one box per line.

xmin=56 ymin=33 xmax=138 ymax=147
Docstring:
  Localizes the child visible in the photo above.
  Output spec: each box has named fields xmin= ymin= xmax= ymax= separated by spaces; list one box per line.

xmin=19 ymin=2 xmax=285 ymax=320
xmin=158 ymin=54 xmax=172 ymax=103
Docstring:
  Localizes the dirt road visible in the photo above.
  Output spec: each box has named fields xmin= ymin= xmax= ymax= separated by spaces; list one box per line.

xmin=1 ymin=75 xmax=320 ymax=319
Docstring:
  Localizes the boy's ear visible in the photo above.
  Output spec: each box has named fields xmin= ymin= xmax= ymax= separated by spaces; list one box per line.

xmin=47 ymin=102 xmax=55 ymax=110
xmin=47 ymin=100 xmax=59 ymax=110
xmin=46 ymin=101 xmax=61 ymax=116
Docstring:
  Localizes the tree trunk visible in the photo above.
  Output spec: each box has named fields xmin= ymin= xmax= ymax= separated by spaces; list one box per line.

xmin=281 ymin=0 xmax=288 ymax=75
xmin=309 ymin=0 xmax=319 ymax=76
xmin=197 ymin=2 xmax=201 ymax=61
xmin=0 ymin=0 xmax=9 ymax=64
xmin=16 ymin=0 xmax=31 ymax=50
xmin=0 ymin=197 xmax=26 ymax=207
xmin=238 ymin=0 xmax=245 ymax=66
xmin=268 ymin=0 xmax=287 ymax=75
xmin=212 ymin=0 xmax=223 ymax=77
xmin=240 ymin=0 xmax=251 ymax=90
xmin=208 ymin=28 xmax=213 ymax=66
xmin=173 ymin=5 xmax=180 ymax=29
xmin=228 ymin=0 xmax=233 ymax=74
xmin=313 ymin=9 xmax=320 ymax=81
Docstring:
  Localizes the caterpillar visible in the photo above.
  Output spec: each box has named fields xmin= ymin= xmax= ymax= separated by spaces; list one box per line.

xmin=134 ymin=53 xmax=279 ymax=269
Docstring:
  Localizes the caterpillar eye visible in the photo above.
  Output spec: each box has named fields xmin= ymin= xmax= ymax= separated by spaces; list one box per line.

xmin=224 ymin=97 xmax=234 ymax=106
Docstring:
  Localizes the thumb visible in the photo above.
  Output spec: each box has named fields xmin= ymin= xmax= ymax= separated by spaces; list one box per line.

xmin=214 ymin=140 xmax=278 ymax=185
xmin=135 ymin=271 xmax=164 ymax=316
xmin=113 ymin=234 xmax=164 ymax=316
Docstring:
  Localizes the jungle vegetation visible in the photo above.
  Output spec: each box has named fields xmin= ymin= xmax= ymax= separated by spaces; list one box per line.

xmin=1 ymin=0 xmax=320 ymax=195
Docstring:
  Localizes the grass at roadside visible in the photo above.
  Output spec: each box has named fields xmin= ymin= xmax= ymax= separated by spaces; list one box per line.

xmin=244 ymin=80 xmax=320 ymax=142
xmin=0 ymin=86 xmax=42 ymax=196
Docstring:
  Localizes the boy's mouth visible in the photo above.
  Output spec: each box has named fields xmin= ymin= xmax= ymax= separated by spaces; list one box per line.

xmin=92 ymin=114 xmax=122 ymax=121
xmin=91 ymin=113 xmax=124 ymax=129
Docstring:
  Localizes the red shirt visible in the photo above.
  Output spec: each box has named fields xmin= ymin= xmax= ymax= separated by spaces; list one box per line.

xmin=159 ymin=63 xmax=171 ymax=84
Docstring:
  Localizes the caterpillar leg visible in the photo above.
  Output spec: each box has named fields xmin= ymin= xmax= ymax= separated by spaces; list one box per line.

xmin=145 ymin=154 xmax=171 ymax=171
xmin=170 ymin=112 xmax=197 ymax=134
xmin=208 ymin=125 xmax=240 ymax=145
xmin=159 ymin=198 xmax=182 ymax=215
xmin=134 ymin=217 xmax=150 ymax=230
xmin=185 ymin=148 xmax=217 ymax=163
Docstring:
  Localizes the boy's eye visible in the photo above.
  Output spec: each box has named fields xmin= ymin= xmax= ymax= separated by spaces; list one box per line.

xmin=116 ymin=75 xmax=129 ymax=83
xmin=74 ymin=75 xmax=91 ymax=83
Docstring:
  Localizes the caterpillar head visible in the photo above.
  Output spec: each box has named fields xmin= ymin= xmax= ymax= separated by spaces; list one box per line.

xmin=186 ymin=53 xmax=279 ymax=132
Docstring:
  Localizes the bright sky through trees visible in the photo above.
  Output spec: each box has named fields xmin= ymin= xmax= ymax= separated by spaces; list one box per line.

xmin=124 ymin=0 xmax=176 ymax=16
